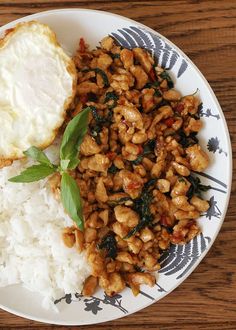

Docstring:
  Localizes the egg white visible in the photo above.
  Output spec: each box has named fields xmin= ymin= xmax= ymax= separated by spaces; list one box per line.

xmin=0 ymin=21 xmax=77 ymax=161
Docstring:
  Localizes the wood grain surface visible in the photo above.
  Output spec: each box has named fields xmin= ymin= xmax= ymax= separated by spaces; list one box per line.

xmin=0 ymin=1 xmax=236 ymax=329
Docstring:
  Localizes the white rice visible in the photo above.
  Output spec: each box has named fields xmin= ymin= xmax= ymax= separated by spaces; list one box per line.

xmin=0 ymin=143 xmax=91 ymax=310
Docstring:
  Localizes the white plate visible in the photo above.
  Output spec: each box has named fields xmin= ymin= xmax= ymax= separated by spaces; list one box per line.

xmin=0 ymin=8 xmax=232 ymax=325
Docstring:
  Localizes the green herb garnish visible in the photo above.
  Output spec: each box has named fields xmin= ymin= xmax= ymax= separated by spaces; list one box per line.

xmin=108 ymin=164 xmax=119 ymax=174
xmin=90 ymin=104 xmax=114 ymax=145
xmin=104 ymin=91 xmax=118 ymax=109
xmin=108 ymin=196 xmax=132 ymax=206
xmin=132 ymin=139 xmax=156 ymax=165
xmin=94 ymin=68 xmax=109 ymax=87
xmin=144 ymin=81 xmax=160 ymax=89
xmin=24 ymin=146 xmax=54 ymax=168
xmin=160 ymin=71 xmax=174 ymax=88
xmin=89 ymin=105 xmax=107 ymax=144
xmin=157 ymin=99 xmax=170 ymax=108
xmin=9 ymin=107 xmax=90 ymax=230
xmin=104 ymin=91 xmax=118 ymax=103
xmin=81 ymin=68 xmax=109 ymax=87
xmin=9 ymin=164 xmax=56 ymax=183
xmin=90 ymin=125 xmax=102 ymax=145
xmin=154 ymin=89 xmax=162 ymax=97
xmin=61 ymin=172 xmax=84 ymax=230
xmin=187 ymin=174 xmax=211 ymax=199
xmin=90 ymin=106 xmax=106 ymax=125
xmin=98 ymin=233 xmax=117 ymax=259
xmin=60 ymin=107 xmax=90 ymax=170
xmin=178 ymin=177 xmax=187 ymax=183
xmin=143 ymin=81 xmax=162 ymax=100
xmin=125 ymin=179 xmax=156 ymax=238
xmin=111 ymin=53 xmax=120 ymax=59
xmin=178 ymin=130 xmax=199 ymax=148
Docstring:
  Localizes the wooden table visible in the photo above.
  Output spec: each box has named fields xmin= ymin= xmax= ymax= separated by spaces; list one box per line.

xmin=0 ymin=1 xmax=235 ymax=329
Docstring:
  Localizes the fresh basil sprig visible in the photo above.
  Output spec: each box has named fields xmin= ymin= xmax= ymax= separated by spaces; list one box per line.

xmin=9 ymin=164 xmax=56 ymax=183
xmin=24 ymin=146 xmax=54 ymax=168
xmin=61 ymin=172 xmax=84 ymax=229
xmin=9 ymin=108 xmax=91 ymax=230
xmin=60 ymin=107 xmax=90 ymax=170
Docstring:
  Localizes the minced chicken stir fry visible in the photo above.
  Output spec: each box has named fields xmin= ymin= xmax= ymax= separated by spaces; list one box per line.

xmin=53 ymin=36 xmax=210 ymax=297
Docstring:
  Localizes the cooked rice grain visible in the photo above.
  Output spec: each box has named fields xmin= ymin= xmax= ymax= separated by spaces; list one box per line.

xmin=0 ymin=144 xmax=90 ymax=310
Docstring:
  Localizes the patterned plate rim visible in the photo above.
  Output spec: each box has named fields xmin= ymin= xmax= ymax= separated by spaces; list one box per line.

xmin=0 ymin=8 xmax=232 ymax=326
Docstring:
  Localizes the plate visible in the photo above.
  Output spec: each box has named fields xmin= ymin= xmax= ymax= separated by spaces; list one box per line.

xmin=0 ymin=8 xmax=232 ymax=325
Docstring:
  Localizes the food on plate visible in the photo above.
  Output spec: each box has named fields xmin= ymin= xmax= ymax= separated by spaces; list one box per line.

xmin=0 ymin=21 xmax=76 ymax=165
xmin=0 ymin=25 xmax=211 ymax=309
xmin=0 ymin=144 xmax=90 ymax=310
xmin=60 ymin=36 xmax=210 ymax=297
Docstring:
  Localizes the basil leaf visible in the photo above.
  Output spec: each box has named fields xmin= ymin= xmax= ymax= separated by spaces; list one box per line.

xmin=67 ymin=158 xmax=80 ymax=169
xmin=90 ymin=105 xmax=106 ymax=124
xmin=61 ymin=172 xmax=84 ymax=230
xmin=60 ymin=158 xmax=80 ymax=171
xmin=104 ymin=91 xmax=118 ymax=110
xmin=186 ymin=175 xmax=211 ymax=199
xmin=160 ymin=71 xmax=174 ymax=89
xmin=8 ymin=164 xmax=56 ymax=183
xmin=132 ymin=139 xmax=156 ymax=165
xmin=60 ymin=159 xmax=71 ymax=171
xmin=125 ymin=180 xmax=155 ymax=238
xmin=108 ymin=164 xmax=119 ymax=174
xmin=98 ymin=233 xmax=117 ymax=259
xmin=82 ymin=68 xmax=109 ymax=87
xmin=24 ymin=146 xmax=53 ymax=167
xmin=178 ymin=130 xmax=199 ymax=148
xmin=94 ymin=68 xmax=109 ymax=87
xmin=110 ymin=53 xmax=120 ymax=59
xmin=60 ymin=107 xmax=90 ymax=170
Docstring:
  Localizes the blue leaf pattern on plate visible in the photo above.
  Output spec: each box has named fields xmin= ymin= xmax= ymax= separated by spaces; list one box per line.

xmin=84 ymin=298 xmax=102 ymax=315
xmin=198 ymin=105 xmax=220 ymax=120
xmin=177 ymin=59 xmax=188 ymax=78
xmin=123 ymin=27 xmax=146 ymax=48
xmin=159 ymin=234 xmax=211 ymax=279
xmin=207 ymin=137 xmax=227 ymax=156
xmin=55 ymin=292 xmax=129 ymax=314
xmin=118 ymin=29 xmax=137 ymax=48
xmin=168 ymin=51 xmax=179 ymax=69
xmin=130 ymin=26 xmax=154 ymax=48
xmin=111 ymin=26 xmax=188 ymax=76
xmin=205 ymin=196 xmax=222 ymax=220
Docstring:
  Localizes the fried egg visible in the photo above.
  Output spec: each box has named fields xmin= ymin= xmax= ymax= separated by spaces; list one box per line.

xmin=0 ymin=21 xmax=77 ymax=162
